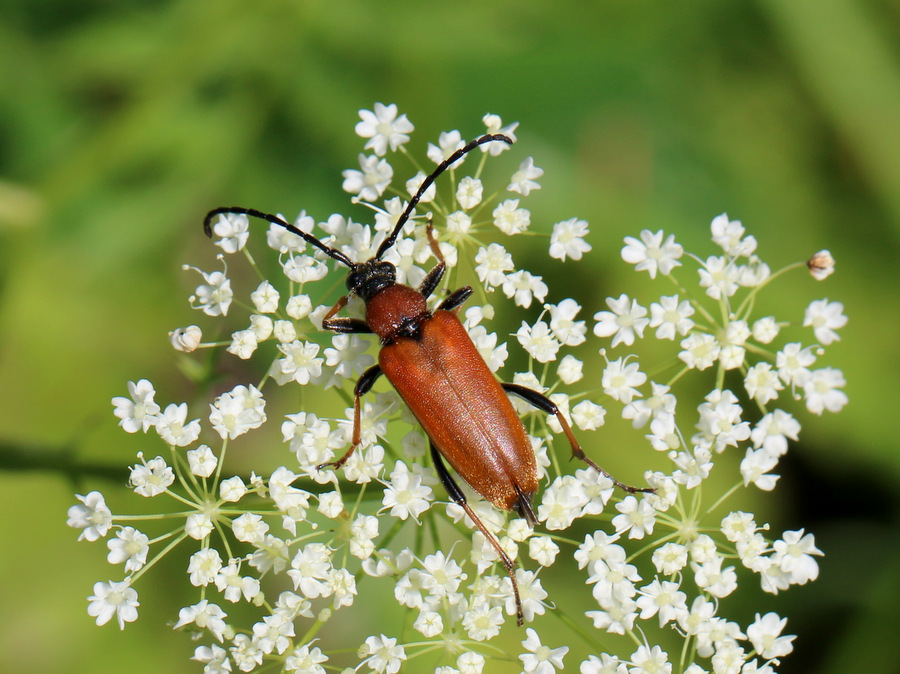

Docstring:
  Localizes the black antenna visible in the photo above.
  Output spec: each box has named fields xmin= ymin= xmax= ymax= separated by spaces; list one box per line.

xmin=203 ymin=207 xmax=356 ymax=268
xmin=374 ymin=133 xmax=514 ymax=260
xmin=204 ymin=133 xmax=513 ymax=267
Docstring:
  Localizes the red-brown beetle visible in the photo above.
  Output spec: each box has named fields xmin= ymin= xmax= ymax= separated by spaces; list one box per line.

xmin=204 ymin=134 xmax=649 ymax=625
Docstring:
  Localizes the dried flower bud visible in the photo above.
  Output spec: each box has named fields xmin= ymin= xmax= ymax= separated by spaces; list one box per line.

xmin=807 ymin=250 xmax=835 ymax=280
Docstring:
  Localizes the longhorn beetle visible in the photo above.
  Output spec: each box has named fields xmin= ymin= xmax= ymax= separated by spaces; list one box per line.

xmin=204 ymin=133 xmax=650 ymax=625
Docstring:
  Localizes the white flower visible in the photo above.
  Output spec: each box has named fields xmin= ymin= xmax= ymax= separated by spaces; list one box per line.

xmin=679 ymin=333 xmax=720 ymax=370
xmin=741 ymin=448 xmax=780 ymax=490
xmin=601 ymin=357 xmax=646 ymax=404
xmin=549 ymin=217 xmax=591 ymax=261
xmin=803 ymin=298 xmax=847 ymax=345
xmin=548 ymin=299 xmax=587 ymax=346
xmin=507 ymin=156 xmax=543 ymax=196
xmin=621 ymin=229 xmax=683 ymax=278
xmin=187 ymin=266 xmax=232 ymax=316
xmin=155 ymin=403 xmax=201 ymax=447
xmin=772 ymin=529 xmax=822 ymax=585
xmin=593 ymin=294 xmax=649 ymax=347
xmin=355 ymin=103 xmax=414 ymax=156
xmin=612 ymin=495 xmax=656 ymax=539
xmin=803 ymin=367 xmax=848 ymax=414
xmin=746 ymin=612 xmax=795 ymax=660
xmin=776 ymin=342 xmax=816 ymax=386
xmin=474 ymin=243 xmax=514 ymax=288
xmin=129 ymin=456 xmax=175 ymax=497
xmin=751 ymin=409 xmax=800 ymax=456
xmin=209 ymin=384 xmax=267 ymax=439
xmin=649 ymin=295 xmax=694 ymax=340
xmin=342 ymin=154 xmax=393 ymax=202
xmin=362 ymin=634 xmax=406 ymax=674
xmin=107 ymin=527 xmax=149 ymax=573
xmin=285 ymin=643 xmax=328 ymax=673
xmin=188 ymin=548 xmax=223 ymax=587
xmin=67 ymin=491 xmax=113 ymax=542
xmin=517 ymin=320 xmax=561 ymax=363
xmin=502 ymin=270 xmax=547 ymax=308
xmin=380 ymin=461 xmax=433 ymax=522
xmin=87 ymin=580 xmax=139 ymax=629
xmin=456 ymin=176 xmax=483 ymax=209
xmin=710 ymin=212 xmax=756 ymax=257
xmin=175 ymin=600 xmax=228 ymax=642
xmin=493 ymin=199 xmax=531 ymax=235
xmin=698 ymin=255 xmax=739 ymax=299
xmin=519 ymin=628 xmax=568 ymax=673
xmin=211 ymin=212 xmax=250 ymax=253
xmin=744 ymin=362 xmax=784 ymax=405
xmin=112 ymin=379 xmax=160 ymax=433
xmin=628 ymin=644 xmax=671 ymax=674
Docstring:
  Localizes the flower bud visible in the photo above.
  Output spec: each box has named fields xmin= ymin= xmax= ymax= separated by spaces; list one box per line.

xmin=169 ymin=325 xmax=202 ymax=352
xmin=807 ymin=250 xmax=835 ymax=280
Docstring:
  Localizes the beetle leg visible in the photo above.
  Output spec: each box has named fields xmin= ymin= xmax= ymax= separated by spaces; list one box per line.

xmin=418 ymin=262 xmax=445 ymax=300
xmin=418 ymin=223 xmax=446 ymax=299
xmin=437 ymin=286 xmax=472 ymax=312
xmin=317 ymin=365 xmax=383 ymax=471
xmin=429 ymin=441 xmax=525 ymax=626
xmin=501 ymin=383 xmax=654 ymax=494
xmin=322 ymin=295 xmax=372 ymax=334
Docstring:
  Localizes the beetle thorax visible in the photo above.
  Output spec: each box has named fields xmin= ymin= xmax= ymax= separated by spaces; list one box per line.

xmin=365 ymin=284 xmax=430 ymax=343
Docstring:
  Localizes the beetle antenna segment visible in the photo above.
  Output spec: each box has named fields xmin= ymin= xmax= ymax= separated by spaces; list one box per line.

xmin=374 ymin=133 xmax=514 ymax=260
xmin=203 ymin=206 xmax=356 ymax=269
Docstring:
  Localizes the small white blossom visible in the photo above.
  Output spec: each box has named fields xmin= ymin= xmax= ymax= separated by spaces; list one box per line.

xmin=355 ymin=103 xmax=414 ymax=156
xmin=493 ymin=199 xmax=531 ymax=235
xmin=507 ymin=156 xmax=543 ymax=196
xmin=112 ymin=379 xmax=160 ymax=433
xmin=519 ymin=628 xmax=568 ymax=673
xmin=747 ymin=612 xmax=795 ymax=660
xmin=342 ymin=154 xmax=393 ymax=202
xmin=211 ymin=212 xmax=250 ymax=254
xmin=803 ymin=367 xmax=848 ymax=414
xmin=593 ymin=294 xmax=649 ymax=347
xmin=621 ymin=229 xmax=683 ymax=278
xmin=803 ymin=298 xmax=847 ymax=345
xmin=87 ymin=580 xmax=139 ymax=630
xmin=362 ymin=634 xmax=406 ymax=674
xmin=549 ymin=217 xmax=591 ymax=261
xmin=67 ymin=491 xmax=113 ymax=542
xmin=129 ymin=456 xmax=175 ymax=497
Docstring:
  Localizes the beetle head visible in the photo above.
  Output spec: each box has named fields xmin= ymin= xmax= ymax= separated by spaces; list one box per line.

xmin=346 ymin=258 xmax=397 ymax=302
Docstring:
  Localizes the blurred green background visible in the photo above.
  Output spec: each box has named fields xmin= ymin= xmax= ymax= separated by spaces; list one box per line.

xmin=1 ymin=0 xmax=899 ymax=672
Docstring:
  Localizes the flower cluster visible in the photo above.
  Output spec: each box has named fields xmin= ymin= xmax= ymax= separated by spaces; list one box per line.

xmin=67 ymin=103 xmax=846 ymax=673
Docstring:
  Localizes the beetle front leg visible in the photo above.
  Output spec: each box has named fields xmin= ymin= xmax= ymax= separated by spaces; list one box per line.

xmin=321 ymin=294 xmax=372 ymax=334
xmin=429 ymin=442 xmax=525 ymax=626
xmin=501 ymin=383 xmax=654 ymax=495
xmin=317 ymin=365 xmax=383 ymax=471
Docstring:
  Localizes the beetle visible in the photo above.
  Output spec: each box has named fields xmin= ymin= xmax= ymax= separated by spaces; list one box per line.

xmin=204 ymin=133 xmax=650 ymax=625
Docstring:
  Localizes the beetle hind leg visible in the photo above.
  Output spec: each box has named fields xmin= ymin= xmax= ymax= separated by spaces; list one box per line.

xmin=429 ymin=442 xmax=525 ymax=626
xmin=501 ymin=383 xmax=654 ymax=495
